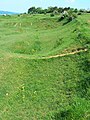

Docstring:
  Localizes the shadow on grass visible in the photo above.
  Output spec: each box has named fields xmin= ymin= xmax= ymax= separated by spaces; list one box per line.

xmin=53 ymin=110 xmax=72 ymax=120
xmin=76 ymin=59 xmax=90 ymax=100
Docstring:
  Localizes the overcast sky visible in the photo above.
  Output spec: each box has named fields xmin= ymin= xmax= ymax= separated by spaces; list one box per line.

xmin=0 ymin=0 xmax=90 ymax=13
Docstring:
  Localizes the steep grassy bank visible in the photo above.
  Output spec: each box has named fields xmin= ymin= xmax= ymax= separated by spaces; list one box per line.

xmin=0 ymin=13 xmax=90 ymax=120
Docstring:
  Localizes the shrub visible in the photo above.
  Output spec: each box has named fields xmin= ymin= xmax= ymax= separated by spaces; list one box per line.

xmin=58 ymin=16 xmax=65 ymax=21
xmin=86 ymin=11 xmax=90 ymax=13
xmin=79 ymin=9 xmax=85 ymax=13
xmin=67 ymin=16 xmax=73 ymax=22
xmin=50 ymin=13 xmax=54 ymax=17
xmin=77 ymin=12 xmax=82 ymax=15
xmin=74 ymin=8 xmax=78 ymax=13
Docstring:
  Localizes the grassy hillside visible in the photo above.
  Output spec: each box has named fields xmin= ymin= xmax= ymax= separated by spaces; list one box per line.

xmin=0 ymin=13 xmax=90 ymax=120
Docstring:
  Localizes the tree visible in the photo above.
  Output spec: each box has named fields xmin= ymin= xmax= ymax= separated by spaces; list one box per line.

xmin=28 ymin=7 xmax=36 ymax=14
xmin=74 ymin=8 xmax=78 ymax=13
xmin=58 ymin=7 xmax=63 ymax=13
xmin=36 ymin=7 xmax=43 ymax=14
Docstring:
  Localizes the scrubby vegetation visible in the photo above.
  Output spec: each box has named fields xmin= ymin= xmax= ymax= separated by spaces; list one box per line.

xmin=0 ymin=9 xmax=90 ymax=120
xmin=28 ymin=6 xmax=90 ymax=15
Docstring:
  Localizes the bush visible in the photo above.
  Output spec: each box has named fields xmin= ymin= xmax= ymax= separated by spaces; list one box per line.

xmin=67 ymin=13 xmax=77 ymax=22
xmin=58 ymin=16 xmax=65 ymax=21
xmin=58 ymin=11 xmax=77 ymax=23
xmin=79 ymin=9 xmax=85 ymax=13
xmin=77 ymin=12 xmax=82 ymax=15
xmin=50 ymin=13 xmax=54 ymax=17
xmin=67 ymin=16 xmax=73 ymax=22
xmin=86 ymin=11 xmax=90 ymax=13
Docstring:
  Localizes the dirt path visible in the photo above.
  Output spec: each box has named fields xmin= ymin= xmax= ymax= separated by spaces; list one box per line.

xmin=5 ymin=48 xmax=87 ymax=60
xmin=42 ymin=48 xmax=88 ymax=59
xmin=1 ymin=48 xmax=87 ymax=60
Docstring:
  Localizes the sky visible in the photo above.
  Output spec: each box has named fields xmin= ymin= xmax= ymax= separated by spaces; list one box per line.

xmin=0 ymin=0 xmax=90 ymax=13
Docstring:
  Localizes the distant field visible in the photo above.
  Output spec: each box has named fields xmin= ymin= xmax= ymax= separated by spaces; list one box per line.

xmin=0 ymin=13 xmax=90 ymax=120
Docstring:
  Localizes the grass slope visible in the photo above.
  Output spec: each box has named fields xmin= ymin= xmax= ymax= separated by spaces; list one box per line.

xmin=0 ymin=13 xmax=90 ymax=120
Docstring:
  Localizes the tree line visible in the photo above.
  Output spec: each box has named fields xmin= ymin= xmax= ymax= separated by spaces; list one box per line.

xmin=28 ymin=6 xmax=90 ymax=14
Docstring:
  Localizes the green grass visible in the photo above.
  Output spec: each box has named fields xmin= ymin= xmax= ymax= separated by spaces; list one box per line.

xmin=0 ymin=13 xmax=90 ymax=120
